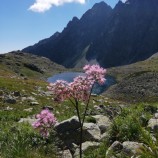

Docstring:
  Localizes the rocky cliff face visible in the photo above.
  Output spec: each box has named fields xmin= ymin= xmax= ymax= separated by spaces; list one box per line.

xmin=23 ymin=0 xmax=158 ymax=68
xmin=87 ymin=0 xmax=158 ymax=67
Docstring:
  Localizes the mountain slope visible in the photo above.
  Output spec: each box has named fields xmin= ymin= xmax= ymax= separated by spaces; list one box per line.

xmin=23 ymin=0 xmax=158 ymax=68
xmin=23 ymin=1 xmax=112 ymax=67
xmin=0 ymin=51 xmax=66 ymax=80
xmin=104 ymin=54 xmax=158 ymax=102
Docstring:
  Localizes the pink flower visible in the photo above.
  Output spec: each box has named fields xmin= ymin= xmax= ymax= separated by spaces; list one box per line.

xmin=32 ymin=109 xmax=57 ymax=137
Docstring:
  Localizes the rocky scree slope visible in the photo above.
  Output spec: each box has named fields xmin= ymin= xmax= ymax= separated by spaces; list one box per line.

xmin=104 ymin=54 xmax=158 ymax=102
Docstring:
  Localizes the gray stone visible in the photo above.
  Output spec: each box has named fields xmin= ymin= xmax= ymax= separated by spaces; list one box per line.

xmin=100 ymin=132 xmax=108 ymax=141
xmin=122 ymin=141 xmax=144 ymax=156
xmin=74 ymin=141 xmax=100 ymax=157
xmin=42 ymin=105 xmax=54 ymax=111
xmin=21 ymin=97 xmax=27 ymax=101
xmin=23 ymin=108 xmax=33 ymax=112
xmin=55 ymin=116 xmax=80 ymax=133
xmin=5 ymin=96 xmax=16 ymax=104
xmin=31 ymin=92 xmax=37 ymax=96
xmin=109 ymin=141 xmax=123 ymax=152
xmin=18 ymin=117 xmax=37 ymax=125
xmin=30 ymin=102 xmax=39 ymax=106
xmin=92 ymin=115 xmax=111 ymax=134
xmin=43 ymin=91 xmax=53 ymax=96
xmin=4 ymin=106 xmax=13 ymax=111
xmin=60 ymin=150 xmax=72 ymax=158
xmin=83 ymin=123 xmax=101 ymax=142
xmin=82 ymin=141 xmax=100 ymax=151
xmin=27 ymin=96 xmax=36 ymax=101
xmin=106 ymin=141 xmax=123 ymax=157
xmin=0 ymin=90 xmax=4 ymax=96
xmin=148 ymin=118 xmax=158 ymax=131
xmin=154 ymin=113 xmax=158 ymax=119
xmin=13 ymin=91 xmax=20 ymax=97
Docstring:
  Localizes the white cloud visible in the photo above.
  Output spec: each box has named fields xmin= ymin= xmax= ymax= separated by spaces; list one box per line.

xmin=29 ymin=0 xmax=86 ymax=13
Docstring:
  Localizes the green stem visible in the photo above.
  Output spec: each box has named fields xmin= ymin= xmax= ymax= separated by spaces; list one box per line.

xmin=74 ymin=99 xmax=82 ymax=158
xmin=81 ymin=84 xmax=94 ymax=127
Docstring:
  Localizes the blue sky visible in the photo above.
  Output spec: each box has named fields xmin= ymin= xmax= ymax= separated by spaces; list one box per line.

xmin=0 ymin=0 xmax=120 ymax=54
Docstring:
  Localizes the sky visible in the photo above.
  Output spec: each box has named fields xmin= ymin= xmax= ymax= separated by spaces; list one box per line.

xmin=0 ymin=0 xmax=123 ymax=54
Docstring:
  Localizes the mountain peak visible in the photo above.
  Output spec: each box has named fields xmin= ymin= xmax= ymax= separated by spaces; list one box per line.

xmin=92 ymin=1 xmax=111 ymax=10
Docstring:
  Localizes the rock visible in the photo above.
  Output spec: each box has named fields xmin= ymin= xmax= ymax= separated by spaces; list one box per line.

xmin=21 ymin=97 xmax=27 ymax=101
xmin=55 ymin=116 xmax=80 ymax=133
xmin=82 ymin=141 xmax=100 ymax=151
xmin=0 ymin=90 xmax=4 ymax=96
xmin=13 ymin=91 xmax=20 ymax=97
xmin=30 ymin=102 xmax=39 ymax=106
xmin=43 ymin=91 xmax=53 ymax=96
xmin=148 ymin=118 xmax=158 ymax=131
xmin=106 ymin=141 xmax=123 ymax=157
xmin=55 ymin=117 xmax=101 ymax=147
xmin=18 ymin=117 xmax=37 ymax=125
xmin=4 ymin=96 xmax=16 ymax=104
xmin=100 ymin=132 xmax=108 ymax=141
xmin=94 ymin=105 xmax=102 ymax=111
xmin=31 ymin=92 xmax=37 ymax=96
xmin=74 ymin=141 xmax=100 ymax=157
xmin=60 ymin=150 xmax=72 ymax=158
xmin=83 ymin=123 xmax=101 ymax=142
xmin=93 ymin=105 xmax=120 ymax=118
xmin=42 ymin=105 xmax=54 ymax=111
xmin=108 ymin=141 xmax=123 ymax=152
xmin=4 ymin=106 xmax=13 ymax=111
xmin=23 ymin=108 xmax=33 ymax=112
xmin=92 ymin=115 xmax=111 ymax=134
xmin=154 ymin=113 xmax=158 ymax=119
xmin=55 ymin=116 xmax=80 ymax=146
xmin=122 ymin=141 xmax=144 ymax=156
xmin=27 ymin=96 xmax=36 ymax=101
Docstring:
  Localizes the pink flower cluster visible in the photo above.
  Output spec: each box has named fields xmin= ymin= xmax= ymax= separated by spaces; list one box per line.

xmin=48 ymin=64 xmax=106 ymax=102
xmin=48 ymin=80 xmax=70 ymax=102
xmin=32 ymin=109 xmax=57 ymax=137
xmin=83 ymin=64 xmax=106 ymax=85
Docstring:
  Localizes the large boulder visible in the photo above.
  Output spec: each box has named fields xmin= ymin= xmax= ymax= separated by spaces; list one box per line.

xmin=55 ymin=116 xmax=81 ymax=145
xmin=55 ymin=116 xmax=80 ymax=133
xmin=55 ymin=116 xmax=101 ymax=146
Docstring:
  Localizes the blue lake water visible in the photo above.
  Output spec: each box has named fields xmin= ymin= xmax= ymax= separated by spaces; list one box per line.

xmin=47 ymin=72 xmax=116 ymax=94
